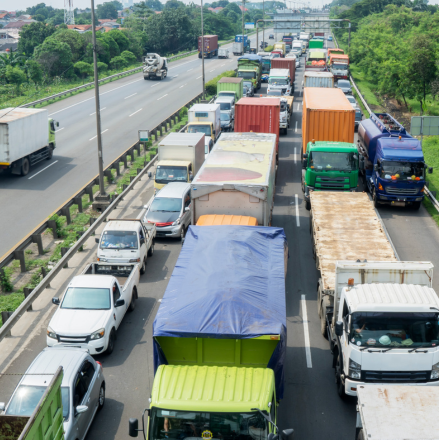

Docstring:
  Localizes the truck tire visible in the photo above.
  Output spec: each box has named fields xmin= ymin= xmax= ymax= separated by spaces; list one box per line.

xmin=21 ymin=158 xmax=30 ymax=176
xmin=46 ymin=146 xmax=54 ymax=160
xmin=105 ymin=329 xmax=116 ymax=355
xmin=147 ymin=240 xmax=155 ymax=257
xmin=372 ymin=189 xmax=379 ymax=208
xmin=128 ymin=288 xmax=137 ymax=312
xmin=320 ymin=295 xmax=330 ymax=338
xmin=335 ymin=353 xmax=346 ymax=398
xmin=305 ymin=199 xmax=311 ymax=211
xmin=412 ymin=201 xmax=421 ymax=210
xmin=357 ymin=429 xmax=365 ymax=440
xmin=140 ymin=257 xmax=146 ymax=275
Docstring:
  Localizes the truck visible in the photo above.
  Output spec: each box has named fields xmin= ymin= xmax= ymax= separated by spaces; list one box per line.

xmin=217 ymin=77 xmax=244 ymax=101
xmin=259 ymin=53 xmax=272 ymax=75
xmin=303 ymin=71 xmax=334 ymax=88
xmin=48 ymin=262 xmax=141 ymax=355
xmin=154 ymin=132 xmax=205 ymax=193
xmin=129 ymin=225 xmax=293 ymax=440
xmin=0 ymin=108 xmax=58 ymax=177
xmin=191 ymin=132 xmax=277 ymax=226
xmin=232 ymin=41 xmax=244 ymax=56
xmin=187 ymin=104 xmax=221 ymax=141
xmin=357 ymin=113 xmax=432 ymax=210
xmin=268 ymin=68 xmax=292 ymax=96
xmin=96 ymin=218 xmax=156 ymax=274
xmin=302 ymin=87 xmax=355 ymax=162
xmin=309 ymin=38 xmax=324 ymax=49
xmin=301 ymin=141 xmax=359 ymax=209
xmin=299 ymin=32 xmax=309 ymax=47
xmin=305 ymin=51 xmax=327 ymax=72
xmin=329 ymin=54 xmax=349 ymax=80
xmin=198 ymin=35 xmax=218 ymax=58
xmin=315 ymin=32 xmax=325 ymax=37
xmin=273 ymin=41 xmax=286 ymax=56
xmin=356 ymin=386 xmax=439 ymax=440
xmin=196 ymin=214 xmax=258 ymax=226
xmin=263 ymin=96 xmax=292 ymax=136
xmin=235 ymin=97 xmax=280 ymax=155
xmin=327 ymin=48 xmax=344 ymax=62
xmin=0 ymin=367 xmax=64 ymax=440
xmin=218 ymin=48 xmax=229 ymax=58
xmin=292 ymin=40 xmax=303 ymax=56
xmin=271 ymin=58 xmax=296 ymax=93
xmin=237 ymin=54 xmax=262 ymax=90
xmin=142 ymin=53 xmax=168 ymax=80
xmin=310 ymin=191 xmax=439 ymax=398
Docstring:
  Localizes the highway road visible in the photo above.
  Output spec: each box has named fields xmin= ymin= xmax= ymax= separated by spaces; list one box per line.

xmin=0 ymin=31 xmax=273 ymax=259
xmin=1 ymin=37 xmax=439 ymax=440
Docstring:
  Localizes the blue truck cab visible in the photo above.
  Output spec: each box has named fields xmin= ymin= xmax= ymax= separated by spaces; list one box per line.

xmin=358 ymin=113 xmax=432 ymax=210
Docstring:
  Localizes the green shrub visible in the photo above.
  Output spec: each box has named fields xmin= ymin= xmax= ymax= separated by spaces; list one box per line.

xmin=205 ymin=70 xmax=236 ymax=96
xmin=109 ymin=56 xmax=127 ymax=70
xmin=120 ymin=50 xmax=137 ymax=65
xmin=97 ymin=62 xmax=108 ymax=73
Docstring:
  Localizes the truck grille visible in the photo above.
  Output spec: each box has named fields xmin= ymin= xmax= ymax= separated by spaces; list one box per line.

xmin=385 ymin=187 xmax=419 ymax=195
xmin=362 ymin=370 xmax=430 ymax=383
xmin=57 ymin=334 xmax=90 ymax=343
xmin=316 ymin=176 xmax=350 ymax=190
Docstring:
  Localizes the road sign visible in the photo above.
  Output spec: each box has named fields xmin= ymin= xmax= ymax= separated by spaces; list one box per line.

xmin=138 ymin=130 xmax=149 ymax=142
xmin=245 ymin=22 xmax=255 ymax=29
xmin=411 ymin=116 xmax=439 ymax=136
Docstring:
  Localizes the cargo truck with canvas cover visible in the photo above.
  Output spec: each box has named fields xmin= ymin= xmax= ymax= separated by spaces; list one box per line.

xmin=217 ymin=77 xmax=244 ymax=101
xmin=237 ymin=55 xmax=262 ymax=90
xmin=129 ymin=225 xmax=292 ymax=440
xmin=191 ymin=132 xmax=276 ymax=226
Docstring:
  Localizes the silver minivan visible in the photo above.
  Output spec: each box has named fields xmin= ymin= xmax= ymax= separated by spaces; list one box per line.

xmin=0 ymin=346 xmax=105 ymax=440
xmin=144 ymin=182 xmax=191 ymax=240
xmin=214 ymin=96 xmax=235 ymax=119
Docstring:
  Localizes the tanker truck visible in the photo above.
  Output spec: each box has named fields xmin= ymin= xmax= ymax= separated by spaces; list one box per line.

xmin=143 ymin=53 xmax=168 ymax=80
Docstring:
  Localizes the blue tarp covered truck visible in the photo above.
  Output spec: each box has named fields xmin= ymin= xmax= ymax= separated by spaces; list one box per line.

xmin=129 ymin=226 xmax=293 ymax=440
xmin=357 ymin=113 xmax=433 ymax=210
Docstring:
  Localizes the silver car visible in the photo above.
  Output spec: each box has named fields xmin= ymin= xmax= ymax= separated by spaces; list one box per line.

xmin=0 ymin=346 xmax=105 ymax=440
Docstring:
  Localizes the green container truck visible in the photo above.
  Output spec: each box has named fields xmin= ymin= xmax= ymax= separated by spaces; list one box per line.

xmin=237 ymin=55 xmax=262 ymax=90
xmin=217 ymin=77 xmax=244 ymax=101
xmin=0 ymin=367 xmax=64 ymax=440
xmin=301 ymin=141 xmax=359 ymax=210
xmin=129 ymin=226 xmax=293 ymax=440
xmin=309 ymin=39 xmax=324 ymax=49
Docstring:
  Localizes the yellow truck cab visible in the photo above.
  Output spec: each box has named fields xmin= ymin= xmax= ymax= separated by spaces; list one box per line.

xmin=187 ymin=104 xmax=222 ymax=141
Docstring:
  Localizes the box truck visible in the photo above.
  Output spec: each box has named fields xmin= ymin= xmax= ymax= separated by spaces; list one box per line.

xmin=191 ymin=132 xmax=277 ymax=226
xmin=303 ymin=71 xmax=334 ymax=88
xmin=0 ymin=108 xmax=58 ymax=176
xmin=154 ymin=133 xmax=205 ymax=192
xmin=217 ymin=77 xmax=244 ymax=101
xmin=129 ymin=225 xmax=293 ymax=440
xmin=271 ymin=57 xmax=296 ymax=92
xmin=198 ymin=35 xmax=218 ymax=58
xmin=187 ymin=104 xmax=221 ymax=141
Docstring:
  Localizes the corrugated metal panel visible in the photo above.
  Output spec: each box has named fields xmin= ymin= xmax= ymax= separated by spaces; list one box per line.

xmin=270 ymin=58 xmax=296 ymax=82
xmin=235 ymin=98 xmax=280 ymax=149
xmin=197 ymin=214 xmax=258 ymax=226
xmin=310 ymin=192 xmax=397 ymax=291
xmin=302 ymin=88 xmax=355 ymax=153
xmin=152 ymin=365 xmax=273 ymax=412
xmin=198 ymin=35 xmax=218 ymax=52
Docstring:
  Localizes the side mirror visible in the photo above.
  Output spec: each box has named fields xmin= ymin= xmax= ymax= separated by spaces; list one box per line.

xmin=303 ymin=153 xmax=308 ymax=160
xmin=429 ymin=167 xmax=433 ymax=174
xmin=140 ymin=238 xmax=145 ymax=246
xmin=268 ymin=434 xmax=277 ymax=440
xmin=184 ymin=206 xmax=190 ymax=212
xmin=76 ymin=405 xmax=88 ymax=415
xmin=373 ymin=164 xmax=378 ymax=172
xmin=0 ymin=402 xmax=5 ymax=411
xmin=52 ymin=297 xmax=60 ymax=305
xmin=95 ymin=237 xmax=100 ymax=244
xmin=148 ymin=171 xmax=152 ymax=178
xmin=56 ymin=122 xmax=60 ymax=127
xmin=282 ymin=429 xmax=294 ymax=440
xmin=129 ymin=418 xmax=139 ymax=438
xmin=115 ymin=298 xmax=125 ymax=307
xmin=335 ymin=320 xmax=344 ymax=337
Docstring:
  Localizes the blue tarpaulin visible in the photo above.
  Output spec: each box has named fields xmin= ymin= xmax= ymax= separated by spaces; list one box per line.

xmin=153 ymin=225 xmax=287 ymax=399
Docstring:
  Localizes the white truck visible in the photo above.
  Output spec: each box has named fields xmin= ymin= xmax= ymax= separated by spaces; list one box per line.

xmin=0 ymin=108 xmax=58 ymax=176
xmin=356 ymin=385 xmax=439 ymax=440
xmin=218 ymin=48 xmax=229 ymax=58
xmin=187 ymin=104 xmax=221 ymax=141
xmin=47 ymin=262 xmax=140 ymax=355
xmin=191 ymin=132 xmax=276 ymax=226
xmin=142 ymin=53 xmax=168 ymax=80
xmin=96 ymin=219 xmax=156 ymax=274
xmin=310 ymin=192 xmax=439 ymax=398
xmin=303 ymin=71 xmax=334 ymax=88
xmin=153 ymin=132 xmax=205 ymax=193
xmin=267 ymin=68 xmax=292 ymax=96
xmin=232 ymin=41 xmax=243 ymax=56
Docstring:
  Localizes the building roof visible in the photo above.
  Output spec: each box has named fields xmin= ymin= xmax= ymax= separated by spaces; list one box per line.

xmin=98 ymin=18 xmax=117 ymax=22
xmin=0 ymin=12 xmax=10 ymax=18
xmin=4 ymin=20 xmax=35 ymax=29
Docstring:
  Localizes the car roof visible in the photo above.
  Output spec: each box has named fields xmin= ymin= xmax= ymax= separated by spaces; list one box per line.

xmin=155 ymin=182 xmax=190 ymax=198
xmin=19 ymin=347 xmax=88 ymax=387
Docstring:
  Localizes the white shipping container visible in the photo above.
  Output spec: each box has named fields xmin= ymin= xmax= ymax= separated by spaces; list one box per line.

xmin=303 ymin=71 xmax=334 ymax=88
xmin=191 ymin=132 xmax=277 ymax=226
xmin=232 ymin=42 xmax=243 ymax=55
xmin=0 ymin=108 xmax=49 ymax=165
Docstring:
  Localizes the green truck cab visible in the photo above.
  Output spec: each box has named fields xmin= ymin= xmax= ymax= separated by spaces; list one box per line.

xmin=237 ymin=56 xmax=262 ymax=90
xmin=301 ymin=141 xmax=359 ymax=210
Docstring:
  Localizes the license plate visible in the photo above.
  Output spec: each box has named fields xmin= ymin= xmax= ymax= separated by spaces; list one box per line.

xmin=391 ymin=201 xmax=405 ymax=207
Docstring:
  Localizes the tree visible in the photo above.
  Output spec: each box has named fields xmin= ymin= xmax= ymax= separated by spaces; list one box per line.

xmin=25 ymin=59 xmax=43 ymax=84
xmin=34 ymin=38 xmax=73 ymax=77
xmin=145 ymin=0 xmax=163 ymax=11
xmin=120 ymin=50 xmax=137 ymax=64
xmin=100 ymin=33 xmax=120 ymax=58
xmin=107 ymin=29 xmax=130 ymax=52
xmin=18 ymin=22 xmax=56 ymax=57
xmin=164 ymin=0 xmax=186 ymax=9
xmin=96 ymin=2 xmax=118 ymax=19
xmin=53 ymin=29 xmax=86 ymax=62
xmin=109 ymin=55 xmax=127 ymax=69
xmin=74 ymin=61 xmax=93 ymax=79
xmin=0 ymin=50 xmax=26 ymax=68
xmin=5 ymin=66 xmax=27 ymax=94
xmin=97 ymin=61 xmax=108 ymax=73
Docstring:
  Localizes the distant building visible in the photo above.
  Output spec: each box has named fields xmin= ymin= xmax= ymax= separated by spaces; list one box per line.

xmin=0 ymin=28 xmax=19 ymax=53
xmin=66 ymin=24 xmax=106 ymax=33
xmin=208 ymin=7 xmax=223 ymax=12
xmin=4 ymin=20 xmax=36 ymax=29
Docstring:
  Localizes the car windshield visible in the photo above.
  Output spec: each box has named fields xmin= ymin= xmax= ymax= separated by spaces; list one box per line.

xmin=271 ymin=53 xmax=280 ymax=58
xmin=355 ymin=110 xmax=362 ymax=121
xmin=149 ymin=408 xmax=268 ymax=440
xmin=61 ymin=287 xmax=111 ymax=310
xmin=280 ymin=102 xmax=287 ymax=112
xmin=150 ymin=197 xmax=182 ymax=213
xmin=205 ymin=143 xmax=211 ymax=155
xmin=100 ymin=230 xmax=138 ymax=249
xmin=337 ymin=80 xmax=350 ymax=88
xmin=217 ymin=102 xmax=231 ymax=111
xmin=243 ymin=81 xmax=252 ymax=88
xmin=380 ymin=161 xmax=425 ymax=180
xmin=261 ymin=64 xmax=270 ymax=73
xmin=350 ymin=312 xmax=439 ymax=348
xmin=220 ymin=113 xmax=230 ymax=121
xmin=347 ymin=96 xmax=356 ymax=104
xmin=238 ymin=71 xmax=256 ymax=79
xmin=155 ymin=165 xmax=188 ymax=183
xmin=219 ymin=92 xmax=235 ymax=98
xmin=332 ymin=63 xmax=348 ymax=70
xmin=6 ymin=386 xmax=70 ymax=419
xmin=309 ymin=151 xmax=358 ymax=171
xmin=267 ymin=90 xmax=282 ymax=96
xmin=269 ymin=77 xmax=288 ymax=85
xmin=187 ymin=125 xmax=211 ymax=136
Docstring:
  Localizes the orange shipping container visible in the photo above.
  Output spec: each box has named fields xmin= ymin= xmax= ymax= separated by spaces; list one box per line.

xmin=329 ymin=53 xmax=349 ymax=65
xmin=327 ymin=48 xmax=344 ymax=57
xmin=302 ymin=88 xmax=355 ymax=155
xmin=235 ymin=97 xmax=280 ymax=152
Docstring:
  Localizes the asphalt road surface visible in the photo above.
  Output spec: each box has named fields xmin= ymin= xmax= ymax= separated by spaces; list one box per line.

xmin=1 ymin=37 xmax=439 ymax=440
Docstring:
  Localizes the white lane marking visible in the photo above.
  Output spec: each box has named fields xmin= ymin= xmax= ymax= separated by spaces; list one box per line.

xmin=55 ymin=127 xmax=64 ymax=133
xmin=209 ymin=69 xmax=215 ymax=72
xmin=229 ymin=60 xmax=233 ymax=63
xmin=89 ymin=129 xmax=108 ymax=141
xmin=295 ymin=121 xmax=298 ymax=133
xmin=221 ymin=64 xmax=225 ymax=66
xmin=157 ymin=94 xmax=168 ymax=100
xmin=297 ymin=103 xmax=300 ymax=111
xmin=28 ymin=160 xmax=59 ymax=180
xmin=90 ymin=107 xmax=106 ymax=116
xmin=301 ymin=295 xmax=313 ymax=369
xmin=295 ymin=194 xmax=300 ymax=227
xmin=173 ymin=75 xmax=179 ymax=78
xmin=151 ymin=83 xmax=160 ymax=88
xmin=180 ymin=84 xmax=187 ymax=89
xmin=294 ymin=147 xmax=297 ymax=163
xmin=196 ymin=76 xmax=202 ymax=79
xmin=129 ymin=108 xmax=142 ymax=117
xmin=125 ymin=93 xmax=137 ymax=99
xmin=187 ymin=68 xmax=193 ymax=71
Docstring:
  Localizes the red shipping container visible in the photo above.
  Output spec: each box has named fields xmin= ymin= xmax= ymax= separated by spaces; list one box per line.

xmin=270 ymin=58 xmax=296 ymax=84
xmin=198 ymin=35 xmax=218 ymax=52
xmin=235 ymin=97 xmax=280 ymax=154
xmin=315 ymin=32 xmax=324 ymax=37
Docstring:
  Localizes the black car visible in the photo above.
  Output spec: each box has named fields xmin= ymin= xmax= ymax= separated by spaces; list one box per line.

xmin=269 ymin=34 xmax=274 ymax=39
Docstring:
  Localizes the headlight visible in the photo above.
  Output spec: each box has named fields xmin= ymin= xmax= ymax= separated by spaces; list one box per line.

xmin=431 ymin=361 xmax=439 ymax=379
xmin=349 ymin=359 xmax=361 ymax=380
xmin=129 ymin=258 xmax=140 ymax=263
xmin=172 ymin=218 xmax=181 ymax=226
xmin=47 ymin=326 xmax=57 ymax=340
xmin=90 ymin=328 xmax=105 ymax=340
xmin=97 ymin=257 xmax=107 ymax=262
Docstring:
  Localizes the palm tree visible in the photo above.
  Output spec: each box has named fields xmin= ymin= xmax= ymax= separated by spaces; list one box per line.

xmin=0 ymin=49 xmax=26 ymax=68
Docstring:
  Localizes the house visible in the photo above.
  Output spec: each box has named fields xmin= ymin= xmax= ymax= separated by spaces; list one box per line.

xmin=0 ymin=28 xmax=19 ymax=53
xmin=208 ymin=7 xmax=223 ymax=12
xmin=3 ymin=20 xmax=36 ymax=29
xmin=16 ymin=14 xmax=32 ymax=19
xmin=66 ymin=24 xmax=106 ymax=33
xmin=102 ymin=21 xmax=120 ymax=28
xmin=238 ymin=5 xmax=248 ymax=11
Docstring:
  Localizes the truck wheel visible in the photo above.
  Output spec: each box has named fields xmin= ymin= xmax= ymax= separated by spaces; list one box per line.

xmin=320 ymin=295 xmax=330 ymax=338
xmin=372 ymin=189 xmax=379 ymax=208
xmin=357 ymin=429 xmax=365 ymax=440
xmin=46 ymin=146 xmax=54 ymax=160
xmin=412 ymin=201 xmax=421 ymax=210
xmin=335 ymin=354 xmax=346 ymax=398
xmin=180 ymin=226 xmax=186 ymax=242
xmin=21 ymin=158 xmax=30 ymax=176
xmin=105 ymin=329 xmax=116 ymax=355
xmin=305 ymin=199 xmax=311 ymax=211
xmin=128 ymin=288 xmax=137 ymax=312
xmin=140 ymin=257 xmax=146 ymax=275
xmin=147 ymin=240 xmax=154 ymax=257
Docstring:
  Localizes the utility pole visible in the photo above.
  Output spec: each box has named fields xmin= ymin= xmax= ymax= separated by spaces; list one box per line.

xmin=262 ymin=0 xmax=265 ymax=46
xmin=201 ymin=0 xmax=205 ymax=99
xmin=242 ymin=0 xmax=245 ymax=50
